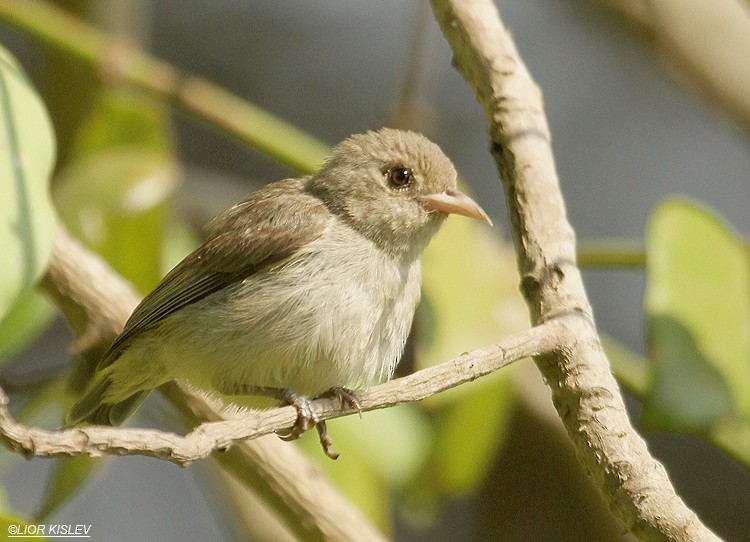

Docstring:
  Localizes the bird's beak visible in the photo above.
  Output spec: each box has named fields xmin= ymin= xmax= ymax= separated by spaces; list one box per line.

xmin=419 ymin=189 xmax=493 ymax=226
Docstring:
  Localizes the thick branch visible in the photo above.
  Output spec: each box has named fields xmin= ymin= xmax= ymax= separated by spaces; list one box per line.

xmin=595 ymin=0 xmax=750 ymax=134
xmin=429 ymin=1 xmax=722 ymax=541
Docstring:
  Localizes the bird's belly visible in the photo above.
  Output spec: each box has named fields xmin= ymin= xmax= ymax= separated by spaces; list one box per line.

xmin=162 ymin=244 xmax=421 ymax=397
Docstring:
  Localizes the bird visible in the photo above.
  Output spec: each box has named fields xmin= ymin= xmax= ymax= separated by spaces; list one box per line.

xmin=68 ymin=128 xmax=491 ymax=458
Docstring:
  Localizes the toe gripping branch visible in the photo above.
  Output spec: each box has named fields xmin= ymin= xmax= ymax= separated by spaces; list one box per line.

xmin=276 ymin=387 xmax=363 ymax=460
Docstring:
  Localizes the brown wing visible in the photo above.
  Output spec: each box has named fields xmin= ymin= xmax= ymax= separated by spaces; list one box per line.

xmin=99 ymin=177 xmax=329 ymax=368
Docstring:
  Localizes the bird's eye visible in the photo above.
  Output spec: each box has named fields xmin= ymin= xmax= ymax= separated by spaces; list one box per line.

xmin=385 ymin=166 xmax=413 ymax=189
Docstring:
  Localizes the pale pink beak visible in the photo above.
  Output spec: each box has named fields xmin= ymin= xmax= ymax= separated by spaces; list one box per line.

xmin=419 ymin=189 xmax=493 ymax=225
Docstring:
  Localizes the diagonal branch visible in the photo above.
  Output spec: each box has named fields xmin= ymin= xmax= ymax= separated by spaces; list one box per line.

xmin=429 ymin=1 xmax=722 ymax=541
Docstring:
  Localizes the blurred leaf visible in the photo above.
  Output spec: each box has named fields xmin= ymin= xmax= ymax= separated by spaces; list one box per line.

xmin=710 ymin=417 xmax=750 ymax=468
xmin=403 ymin=209 xmax=523 ymax=510
xmin=599 ymin=335 xmax=750 ymax=470
xmin=297 ymin=405 xmax=431 ymax=527
xmin=0 ymin=378 xmax=65 ymax=475
xmin=644 ymin=198 xmax=750 ymax=431
xmin=428 ymin=375 xmax=514 ymax=496
xmin=53 ymin=90 xmax=179 ymax=293
xmin=8 ymin=376 xmax=105 ymax=521
xmin=418 ymin=207 xmax=526 ymax=405
xmin=602 ymin=335 xmax=653 ymax=396
xmin=160 ymin=210 xmax=200 ymax=275
xmin=643 ymin=316 xmax=733 ymax=431
xmin=330 ymin=405 xmax=431 ymax=485
xmin=0 ymin=45 xmax=57 ymax=320
xmin=13 ymin=377 xmax=67 ymax=425
xmin=68 ymin=89 xmax=173 ymax=159
xmin=36 ymin=456 xmax=105 ymax=522
xmin=296 ymin=426 xmax=390 ymax=528
xmin=0 ymin=289 xmax=55 ymax=367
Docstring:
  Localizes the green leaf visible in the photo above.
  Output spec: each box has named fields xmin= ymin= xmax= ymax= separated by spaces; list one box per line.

xmin=297 ymin=405 xmax=431 ymax=527
xmin=429 ymin=376 xmax=514 ymax=495
xmin=68 ymin=89 xmax=173 ymax=160
xmin=0 ymin=289 xmax=55 ymax=367
xmin=603 ymin=335 xmax=750 ymax=470
xmin=602 ymin=335 xmax=653 ymax=396
xmin=418 ymin=199 xmax=526 ymax=405
xmin=0 ymin=45 xmax=57 ymax=320
xmin=404 ymin=190 xmax=521 ymax=505
xmin=2 ymin=378 xmax=103 ymax=522
xmin=710 ymin=417 xmax=750 ymax=468
xmin=0 ymin=471 xmax=47 ymax=540
xmin=53 ymin=90 xmax=179 ymax=293
xmin=644 ymin=198 xmax=750 ymax=431
xmin=36 ymin=456 xmax=105 ymax=522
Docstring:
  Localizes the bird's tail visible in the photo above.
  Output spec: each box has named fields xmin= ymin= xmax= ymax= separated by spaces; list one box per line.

xmin=67 ymin=373 xmax=149 ymax=427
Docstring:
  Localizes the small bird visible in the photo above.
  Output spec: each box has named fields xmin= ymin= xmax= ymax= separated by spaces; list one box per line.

xmin=68 ymin=128 xmax=491 ymax=458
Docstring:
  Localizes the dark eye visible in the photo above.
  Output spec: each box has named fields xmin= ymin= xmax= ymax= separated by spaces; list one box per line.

xmin=385 ymin=166 xmax=413 ymax=189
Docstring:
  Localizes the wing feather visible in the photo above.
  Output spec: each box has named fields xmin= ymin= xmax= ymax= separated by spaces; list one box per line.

xmin=99 ymin=177 xmax=329 ymax=368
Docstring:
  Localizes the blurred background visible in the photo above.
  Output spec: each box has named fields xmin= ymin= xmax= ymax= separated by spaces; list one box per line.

xmin=0 ymin=0 xmax=749 ymax=540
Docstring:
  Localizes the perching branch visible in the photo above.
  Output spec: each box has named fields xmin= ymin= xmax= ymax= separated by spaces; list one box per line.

xmin=3 ymin=226 xmax=559 ymax=463
xmin=429 ymin=1 xmax=722 ymax=541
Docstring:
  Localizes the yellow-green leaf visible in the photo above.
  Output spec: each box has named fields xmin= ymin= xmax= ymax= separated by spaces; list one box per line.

xmin=644 ymin=199 xmax=750 ymax=430
xmin=0 ymin=44 xmax=56 ymax=320
xmin=418 ymin=206 xmax=526 ymax=405
xmin=0 ymin=289 xmax=55 ymax=367
xmin=53 ymin=90 xmax=179 ymax=293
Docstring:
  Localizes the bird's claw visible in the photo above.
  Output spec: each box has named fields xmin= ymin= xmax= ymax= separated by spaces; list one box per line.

xmin=274 ymin=387 xmax=361 ymax=459
xmin=276 ymin=389 xmax=318 ymax=441
xmin=326 ymin=386 xmax=363 ymax=418
xmin=316 ymin=421 xmax=339 ymax=460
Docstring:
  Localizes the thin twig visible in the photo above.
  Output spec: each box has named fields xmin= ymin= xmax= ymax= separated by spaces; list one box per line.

xmin=0 ymin=0 xmax=331 ymax=173
xmin=0 ymin=319 xmax=558 ymax=463
xmin=429 ymin=1 xmax=722 ymax=541
xmin=577 ymin=240 xmax=646 ymax=268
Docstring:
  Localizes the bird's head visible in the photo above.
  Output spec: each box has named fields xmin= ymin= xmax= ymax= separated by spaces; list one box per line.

xmin=307 ymin=128 xmax=491 ymax=258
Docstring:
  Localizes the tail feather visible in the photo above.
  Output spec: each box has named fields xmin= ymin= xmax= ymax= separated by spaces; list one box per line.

xmin=67 ymin=374 xmax=149 ymax=426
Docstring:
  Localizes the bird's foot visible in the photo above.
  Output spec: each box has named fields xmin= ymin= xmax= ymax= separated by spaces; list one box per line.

xmin=275 ymin=388 xmax=318 ymax=441
xmin=323 ymin=386 xmax=362 ymax=417
xmin=237 ymin=386 xmax=354 ymax=460
xmin=275 ymin=390 xmax=339 ymax=459
xmin=316 ymin=421 xmax=339 ymax=460
xmin=307 ymin=387 xmax=362 ymax=460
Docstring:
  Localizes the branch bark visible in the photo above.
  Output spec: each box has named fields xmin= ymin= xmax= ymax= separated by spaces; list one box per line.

xmin=429 ymin=1 xmax=722 ymax=541
xmin=594 ymin=0 xmax=750 ymax=134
